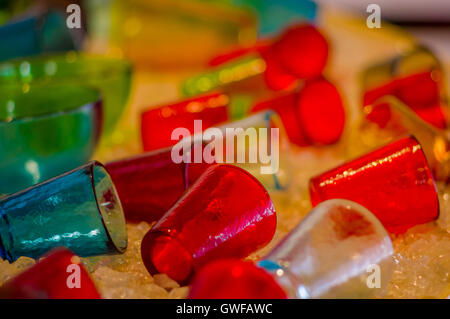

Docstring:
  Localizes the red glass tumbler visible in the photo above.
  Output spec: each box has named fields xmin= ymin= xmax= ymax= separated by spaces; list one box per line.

xmin=182 ymin=24 xmax=329 ymax=95
xmin=140 ymin=164 xmax=277 ymax=284
xmin=309 ymin=136 xmax=439 ymax=233
xmin=141 ymin=92 xmax=230 ymax=152
xmin=251 ymin=78 xmax=345 ymax=146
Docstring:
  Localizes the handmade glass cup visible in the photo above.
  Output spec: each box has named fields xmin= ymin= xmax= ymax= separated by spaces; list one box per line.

xmin=189 ymin=199 xmax=394 ymax=299
xmin=0 ymin=161 xmax=127 ymax=262
xmin=361 ymin=46 xmax=448 ymax=129
xmin=105 ymin=144 xmax=213 ymax=223
xmin=0 ymin=52 xmax=132 ymax=133
xmin=0 ymin=247 xmax=100 ymax=299
xmin=141 ymin=164 xmax=277 ymax=284
xmin=310 ymin=136 xmax=439 ymax=234
xmin=0 ymin=84 xmax=102 ymax=195
xmin=0 ymin=10 xmax=77 ymax=62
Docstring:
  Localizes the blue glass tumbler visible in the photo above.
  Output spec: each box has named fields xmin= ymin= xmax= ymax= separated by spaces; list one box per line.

xmin=0 ymin=161 xmax=127 ymax=262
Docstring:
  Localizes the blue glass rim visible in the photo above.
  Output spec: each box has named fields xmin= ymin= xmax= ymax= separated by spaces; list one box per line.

xmin=0 ymin=86 xmax=102 ymax=123
xmin=0 ymin=160 xmax=127 ymax=259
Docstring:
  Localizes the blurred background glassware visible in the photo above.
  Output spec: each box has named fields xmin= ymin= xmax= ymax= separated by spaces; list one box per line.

xmin=141 ymin=92 xmax=231 ymax=152
xmin=0 ymin=161 xmax=127 ymax=262
xmin=172 ymin=109 xmax=292 ymax=191
xmin=85 ymin=0 xmax=257 ymax=69
xmin=350 ymin=96 xmax=450 ymax=183
xmin=140 ymin=164 xmax=276 ymax=284
xmin=0 ymin=10 xmax=78 ymax=62
xmin=226 ymin=0 xmax=317 ymax=36
xmin=189 ymin=199 xmax=394 ymax=299
xmin=0 ymin=84 xmax=102 ymax=195
xmin=0 ymin=247 xmax=101 ymax=299
xmin=361 ymin=46 xmax=448 ymax=129
xmin=310 ymin=136 xmax=439 ymax=234
xmin=0 ymin=52 xmax=132 ymax=134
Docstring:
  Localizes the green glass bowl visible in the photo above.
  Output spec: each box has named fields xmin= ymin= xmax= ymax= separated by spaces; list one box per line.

xmin=0 ymin=84 xmax=103 ymax=195
xmin=0 ymin=52 xmax=132 ymax=133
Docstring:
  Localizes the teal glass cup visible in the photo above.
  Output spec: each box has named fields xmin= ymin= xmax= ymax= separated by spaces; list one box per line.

xmin=0 ymin=52 xmax=132 ymax=133
xmin=0 ymin=161 xmax=128 ymax=262
xmin=0 ymin=84 xmax=102 ymax=195
xmin=0 ymin=10 xmax=77 ymax=62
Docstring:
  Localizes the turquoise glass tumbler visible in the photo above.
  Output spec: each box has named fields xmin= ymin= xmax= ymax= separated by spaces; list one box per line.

xmin=0 ymin=10 xmax=77 ymax=62
xmin=0 ymin=52 xmax=132 ymax=133
xmin=0 ymin=85 xmax=102 ymax=195
xmin=0 ymin=161 xmax=128 ymax=262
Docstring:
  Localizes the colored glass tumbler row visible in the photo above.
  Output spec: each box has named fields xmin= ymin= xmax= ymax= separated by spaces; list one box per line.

xmin=0 ymin=85 xmax=102 ymax=195
xmin=0 ymin=161 xmax=127 ymax=262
